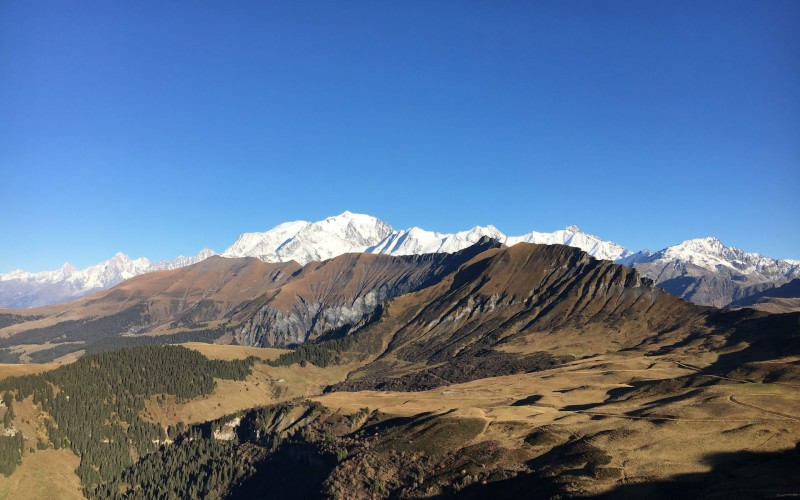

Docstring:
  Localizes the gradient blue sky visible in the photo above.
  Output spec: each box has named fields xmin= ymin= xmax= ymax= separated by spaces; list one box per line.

xmin=1 ymin=1 xmax=798 ymax=272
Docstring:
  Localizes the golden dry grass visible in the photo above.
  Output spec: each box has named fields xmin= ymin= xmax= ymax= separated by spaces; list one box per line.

xmin=143 ymin=370 xmax=276 ymax=427
xmin=7 ymin=398 xmax=44 ymax=451
xmin=0 ymin=448 xmax=82 ymax=500
xmin=51 ymin=350 xmax=85 ymax=364
xmin=0 ymin=397 xmax=82 ymax=500
xmin=181 ymin=342 xmax=289 ymax=361
xmin=315 ymin=352 xmax=800 ymax=495
xmin=0 ymin=363 xmax=58 ymax=381
xmin=732 ymin=298 xmax=800 ymax=314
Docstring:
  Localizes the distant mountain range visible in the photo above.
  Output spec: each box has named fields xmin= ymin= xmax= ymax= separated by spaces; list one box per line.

xmin=0 ymin=249 xmax=216 ymax=308
xmin=617 ymin=237 xmax=800 ymax=307
xmin=1 ymin=211 xmax=798 ymax=309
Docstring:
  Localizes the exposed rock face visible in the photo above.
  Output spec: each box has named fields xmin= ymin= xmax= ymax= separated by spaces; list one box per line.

xmin=727 ymin=278 xmax=800 ymax=313
xmin=618 ymin=237 xmax=800 ymax=308
xmin=212 ymin=417 xmax=241 ymax=441
xmin=232 ymin=238 xmax=503 ymax=346
xmin=631 ymin=259 xmax=778 ymax=308
xmin=234 ymin=290 xmax=383 ymax=346
xmin=332 ymin=243 xmax=706 ymax=391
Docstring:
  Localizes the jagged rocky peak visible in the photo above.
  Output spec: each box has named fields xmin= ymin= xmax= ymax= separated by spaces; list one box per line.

xmin=474 ymin=234 xmax=501 ymax=245
xmin=196 ymin=248 xmax=216 ymax=259
xmin=109 ymin=251 xmax=132 ymax=262
xmin=0 ymin=247 xmax=218 ymax=308
xmin=652 ymin=236 xmax=796 ymax=274
xmin=625 ymin=235 xmax=800 ymax=308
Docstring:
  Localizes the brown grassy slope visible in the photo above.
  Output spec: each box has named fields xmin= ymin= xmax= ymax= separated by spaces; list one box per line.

xmin=739 ymin=297 xmax=800 ymax=314
xmin=334 ymin=243 xmax=800 ymax=393
xmin=0 ymin=448 xmax=82 ymax=500
xmin=229 ymin=238 xmax=502 ymax=345
xmin=0 ymin=363 xmax=58 ymax=381
xmin=315 ymin=351 xmax=800 ymax=498
xmin=0 ymin=256 xmax=300 ymax=339
xmin=333 ymin=243 xmax=717 ymax=390
xmin=0 ymin=240 xmax=501 ymax=350
xmin=390 ymin=243 xmax=701 ymax=358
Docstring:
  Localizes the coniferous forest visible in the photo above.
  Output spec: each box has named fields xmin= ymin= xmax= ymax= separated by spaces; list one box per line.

xmin=87 ymin=403 xmax=344 ymax=500
xmin=0 ymin=346 xmax=255 ymax=485
xmin=0 ymin=432 xmax=23 ymax=476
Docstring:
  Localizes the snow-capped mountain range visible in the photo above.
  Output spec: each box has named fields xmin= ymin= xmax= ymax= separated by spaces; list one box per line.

xmin=222 ymin=213 xmax=394 ymax=264
xmin=0 ymin=249 xmax=216 ymax=308
xmin=619 ymin=237 xmax=800 ymax=279
xmin=618 ymin=237 xmax=800 ymax=307
xmin=1 ymin=212 xmax=798 ymax=308
xmin=220 ymin=212 xmax=632 ymax=264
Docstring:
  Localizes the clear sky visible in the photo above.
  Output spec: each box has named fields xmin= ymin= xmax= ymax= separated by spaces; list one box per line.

xmin=1 ymin=1 xmax=798 ymax=272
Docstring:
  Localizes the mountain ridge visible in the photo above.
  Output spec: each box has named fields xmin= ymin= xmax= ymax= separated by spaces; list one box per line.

xmin=727 ymin=277 xmax=800 ymax=313
xmin=0 ymin=238 xmax=702 ymax=363
xmin=2 ymin=211 xmax=798 ymax=308
xmin=620 ymin=237 xmax=800 ymax=307
xmin=0 ymin=248 xmax=217 ymax=308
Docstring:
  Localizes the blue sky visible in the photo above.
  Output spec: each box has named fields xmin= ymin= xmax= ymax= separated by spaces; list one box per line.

xmin=1 ymin=1 xmax=798 ymax=272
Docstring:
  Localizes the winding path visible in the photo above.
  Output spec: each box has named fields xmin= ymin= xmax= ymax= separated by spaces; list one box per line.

xmin=728 ymin=395 xmax=800 ymax=422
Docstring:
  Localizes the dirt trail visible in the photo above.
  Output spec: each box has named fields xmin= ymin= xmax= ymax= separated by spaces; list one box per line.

xmin=504 ymin=400 xmax=796 ymax=424
xmin=670 ymin=360 xmax=800 ymax=389
xmin=669 ymin=360 xmax=752 ymax=383
xmin=507 ymin=394 xmax=798 ymax=424
xmin=571 ymin=409 xmax=793 ymax=424
xmin=728 ymin=395 xmax=800 ymax=422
